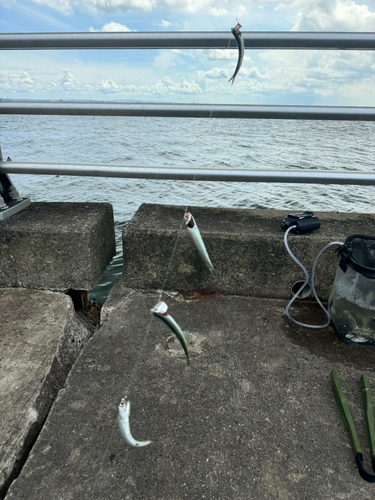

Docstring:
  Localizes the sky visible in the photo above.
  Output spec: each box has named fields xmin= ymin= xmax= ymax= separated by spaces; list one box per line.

xmin=1 ymin=0 xmax=375 ymax=105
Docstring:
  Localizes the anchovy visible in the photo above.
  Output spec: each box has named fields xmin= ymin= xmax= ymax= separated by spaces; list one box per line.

xmin=118 ymin=398 xmax=151 ymax=447
xmin=151 ymin=301 xmax=189 ymax=365
xmin=228 ymin=23 xmax=244 ymax=85
xmin=184 ymin=212 xmax=214 ymax=272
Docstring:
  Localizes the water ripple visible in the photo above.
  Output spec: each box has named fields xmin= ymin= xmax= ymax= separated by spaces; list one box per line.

xmin=3 ymin=114 xmax=375 ymax=301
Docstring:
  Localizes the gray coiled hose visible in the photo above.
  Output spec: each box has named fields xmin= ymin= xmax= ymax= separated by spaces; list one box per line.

xmin=284 ymin=225 xmax=343 ymax=329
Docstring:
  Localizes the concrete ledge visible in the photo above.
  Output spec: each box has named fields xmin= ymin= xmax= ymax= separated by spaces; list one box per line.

xmin=6 ymin=287 xmax=375 ymax=499
xmin=0 ymin=288 xmax=92 ymax=498
xmin=123 ymin=204 xmax=375 ymax=299
xmin=0 ymin=202 xmax=116 ymax=291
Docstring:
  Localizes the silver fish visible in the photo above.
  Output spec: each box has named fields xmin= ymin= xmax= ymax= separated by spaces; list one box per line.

xmin=184 ymin=212 xmax=213 ymax=272
xmin=151 ymin=301 xmax=189 ymax=365
xmin=228 ymin=23 xmax=244 ymax=85
xmin=118 ymin=398 xmax=151 ymax=447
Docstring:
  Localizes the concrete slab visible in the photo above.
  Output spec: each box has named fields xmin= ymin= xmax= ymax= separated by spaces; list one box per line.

xmin=0 ymin=288 xmax=92 ymax=498
xmin=0 ymin=202 xmax=116 ymax=291
xmin=6 ymin=285 xmax=375 ymax=499
xmin=122 ymin=204 xmax=375 ymax=300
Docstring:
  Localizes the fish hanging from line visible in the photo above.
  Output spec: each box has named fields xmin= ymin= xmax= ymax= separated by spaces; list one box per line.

xmin=184 ymin=212 xmax=214 ymax=272
xmin=118 ymin=398 xmax=151 ymax=447
xmin=228 ymin=22 xmax=244 ymax=85
xmin=151 ymin=301 xmax=189 ymax=365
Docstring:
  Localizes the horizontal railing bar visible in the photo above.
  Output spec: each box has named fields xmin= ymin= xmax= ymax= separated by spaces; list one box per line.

xmin=1 ymin=102 xmax=375 ymax=121
xmin=1 ymin=32 xmax=375 ymax=51
xmin=1 ymin=162 xmax=375 ymax=185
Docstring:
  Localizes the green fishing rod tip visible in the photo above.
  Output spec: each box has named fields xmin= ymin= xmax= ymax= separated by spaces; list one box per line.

xmin=331 ymin=369 xmax=362 ymax=457
xmin=360 ymin=374 xmax=375 ymax=460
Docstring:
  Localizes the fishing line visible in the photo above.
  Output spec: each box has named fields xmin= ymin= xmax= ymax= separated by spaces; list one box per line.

xmin=159 ymin=207 xmax=188 ymax=300
xmin=100 ymin=206 xmax=188 ymax=468
xmin=234 ymin=0 xmax=242 ymax=23
xmin=104 ymin=18 xmax=239 ymax=459
xmin=97 ymin=291 xmax=138 ymax=475
xmin=121 ymin=206 xmax=187 ymax=396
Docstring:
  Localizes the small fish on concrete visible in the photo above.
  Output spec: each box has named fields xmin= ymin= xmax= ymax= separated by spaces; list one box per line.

xmin=184 ymin=212 xmax=213 ymax=272
xmin=118 ymin=398 xmax=151 ymax=447
xmin=151 ymin=301 xmax=189 ymax=365
xmin=228 ymin=22 xmax=244 ymax=85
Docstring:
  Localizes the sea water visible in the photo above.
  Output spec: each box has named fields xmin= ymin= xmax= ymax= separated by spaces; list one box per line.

xmin=328 ymin=266 xmax=375 ymax=344
xmin=2 ymin=114 xmax=375 ymax=302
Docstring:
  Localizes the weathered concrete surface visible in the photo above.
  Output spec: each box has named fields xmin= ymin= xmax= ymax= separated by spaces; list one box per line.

xmin=6 ymin=285 xmax=375 ymax=499
xmin=0 ymin=202 xmax=116 ymax=291
xmin=123 ymin=204 xmax=375 ymax=300
xmin=0 ymin=288 xmax=93 ymax=499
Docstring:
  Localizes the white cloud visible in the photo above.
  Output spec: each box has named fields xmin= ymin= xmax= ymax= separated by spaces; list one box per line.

xmin=25 ymin=0 xmax=248 ymax=15
xmin=0 ymin=0 xmax=17 ymax=7
xmin=290 ymin=0 xmax=375 ymax=31
xmin=159 ymin=20 xmax=173 ymax=28
xmin=194 ymin=64 xmax=271 ymax=93
xmin=95 ymin=75 xmax=203 ymax=96
xmin=8 ymin=0 xmax=375 ymax=35
xmin=340 ymin=77 xmax=375 ymax=98
xmin=139 ymin=76 xmax=202 ymax=95
xmin=196 ymin=67 xmax=228 ymax=80
xmin=207 ymin=49 xmax=238 ymax=61
xmin=209 ymin=7 xmax=229 ymax=16
xmin=241 ymin=66 xmax=270 ymax=79
xmin=173 ymin=49 xmax=242 ymax=62
xmin=31 ymin=0 xmax=73 ymax=14
xmin=247 ymin=47 xmax=375 ymax=101
xmin=171 ymin=49 xmax=203 ymax=59
xmin=89 ymin=21 xmax=133 ymax=31
xmin=58 ymin=68 xmax=80 ymax=91
xmin=97 ymin=78 xmax=123 ymax=92
xmin=172 ymin=49 xmax=251 ymax=65
xmin=28 ymin=0 xmax=158 ymax=13
xmin=158 ymin=76 xmax=202 ymax=94
xmin=0 ymin=71 xmax=37 ymax=92
xmin=3 ymin=0 xmax=375 ymax=105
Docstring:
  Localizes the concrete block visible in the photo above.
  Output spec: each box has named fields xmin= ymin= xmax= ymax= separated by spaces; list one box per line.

xmin=0 ymin=202 xmax=116 ymax=292
xmin=122 ymin=204 xmax=375 ymax=300
xmin=0 ymin=288 xmax=92 ymax=498
xmin=5 ymin=287 xmax=375 ymax=499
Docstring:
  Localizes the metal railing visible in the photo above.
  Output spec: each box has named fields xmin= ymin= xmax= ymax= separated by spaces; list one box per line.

xmin=1 ymin=31 xmax=375 ymax=186
xmin=1 ymin=31 xmax=375 ymax=50
xmin=1 ymin=102 xmax=375 ymax=121
xmin=2 ymin=162 xmax=375 ymax=186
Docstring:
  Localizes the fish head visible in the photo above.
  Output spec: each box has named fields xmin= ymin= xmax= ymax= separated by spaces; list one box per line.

xmin=184 ymin=212 xmax=195 ymax=229
xmin=233 ymin=22 xmax=242 ymax=33
xmin=151 ymin=300 xmax=168 ymax=316
xmin=118 ymin=398 xmax=128 ymax=418
xmin=184 ymin=212 xmax=192 ymax=224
